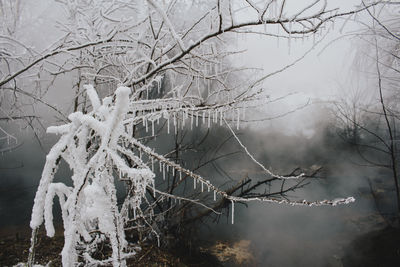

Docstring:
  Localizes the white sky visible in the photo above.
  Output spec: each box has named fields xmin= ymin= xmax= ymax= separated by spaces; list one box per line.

xmin=233 ymin=0 xmax=367 ymax=135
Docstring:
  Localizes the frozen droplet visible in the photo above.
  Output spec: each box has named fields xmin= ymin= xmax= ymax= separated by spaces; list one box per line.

xmin=231 ymin=200 xmax=235 ymax=224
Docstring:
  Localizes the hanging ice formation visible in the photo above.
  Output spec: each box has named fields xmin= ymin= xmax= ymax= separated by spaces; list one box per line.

xmin=30 ymin=85 xmax=155 ymax=267
xmin=29 ymin=80 xmax=356 ymax=266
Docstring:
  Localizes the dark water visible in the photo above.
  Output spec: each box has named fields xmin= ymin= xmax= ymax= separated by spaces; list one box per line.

xmin=0 ymin=136 xmax=45 ymax=227
xmin=0 ymin=127 xmax=395 ymax=266
xmin=0 ymin=131 xmax=71 ymax=228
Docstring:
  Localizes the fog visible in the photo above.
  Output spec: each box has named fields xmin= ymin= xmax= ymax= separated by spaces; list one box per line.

xmin=195 ymin=123 xmax=382 ymax=267
xmin=0 ymin=110 xmax=385 ymax=265
xmin=0 ymin=0 xmax=398 ymax=266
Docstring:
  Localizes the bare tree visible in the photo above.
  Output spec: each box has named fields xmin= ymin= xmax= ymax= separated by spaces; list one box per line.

xmin=335 ymin=0 xmax=400 ymax=225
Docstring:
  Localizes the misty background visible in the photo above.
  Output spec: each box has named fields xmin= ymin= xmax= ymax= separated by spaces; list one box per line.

xmin=1 ymin=0 xmax=398 ymax=266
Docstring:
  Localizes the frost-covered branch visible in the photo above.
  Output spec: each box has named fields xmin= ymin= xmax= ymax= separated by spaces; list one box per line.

xmin=19 ymin=1 xmax=369 ymax=266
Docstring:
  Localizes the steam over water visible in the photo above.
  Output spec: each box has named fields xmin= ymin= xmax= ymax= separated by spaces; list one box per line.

xmin=0 ymin=112 xmax=388 ymax=266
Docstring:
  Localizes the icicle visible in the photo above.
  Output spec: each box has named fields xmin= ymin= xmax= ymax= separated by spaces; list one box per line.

xmin=208 ymin=110 xmax=211 ymax=128
xmin=145 ymin=118 xmax=148 ymax=132
xmin=213 ymin=190 xmax=216 ymax=201
xmin=159 ymin=161 xmax=162 ymax=172
xmin=208 ymin=185 xmax=210 ymax=192
xmin=201 ymin=181 xmax=204 ymax=192
xmin=220 ymin=110 xmax=223 ymax=126
xmin=163 ymin=164 xmax=165 ymax=180
xmin=153 ymin=183 xmax=156 ymax=198
xmin=277 ymin=24 xmax=280 ymax=48
xmin=313 ymin=31 xmax=316 ymax=46
xmin=167 ymin=117 xmax=170 ymax=134
xmin=139 ymin=149 xmax=142 ymax=159
xmin=214 ymin=109 xmax=218 ymax=123
xmin=237 ymin=109 xmax=240 ymax=130
xmin=190 ymin=110 xmax=194 ymax=130
xmin=182 ymin=110 xmax=186 ymax=128
xmin=231 ymin=200 xmax=235 ymax=224
xmin=179 ymin=171 xmax=182 ymax=180
xmin=174 ymin=114 xmax=177 ymax=134
xmin=194 ymin=178 xmax=196 ymax=189
xmin=202 ymin=111 xmax=206 ymax=124
xmin=288 ymin=22 xmax=292 ymax=55
xmin=172 ymin=167 xmax=175 ymax=176
xmin=152 ymin=120 xmax=155 ymax=136
xmin=195 ymin=112 xmax=199 ymax=127
xmin=166 ymin=165 xmax=169 ymax=173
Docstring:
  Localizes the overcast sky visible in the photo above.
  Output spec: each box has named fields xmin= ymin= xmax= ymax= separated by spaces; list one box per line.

xmin=234 ymin=0 xmax=368 ymax=135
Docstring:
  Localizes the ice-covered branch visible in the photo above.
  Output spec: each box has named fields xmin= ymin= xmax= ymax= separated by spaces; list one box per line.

xmin=223 ymin=118 xmax=304 ymax=180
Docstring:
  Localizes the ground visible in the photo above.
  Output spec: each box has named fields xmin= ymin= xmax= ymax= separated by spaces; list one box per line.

xmin=1 ymin=223 xmax=400 ymax=266
xmin=342 ymin=226 xmax=400 ymax=267
xmin=0 ymin=225 xmax=251 ymax=266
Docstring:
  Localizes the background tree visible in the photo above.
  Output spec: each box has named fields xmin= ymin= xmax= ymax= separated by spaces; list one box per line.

xmin=335 ymin=1 xmax=400 ymax=226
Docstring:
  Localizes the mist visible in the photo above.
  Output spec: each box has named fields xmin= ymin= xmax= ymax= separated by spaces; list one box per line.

xmin=1 ymin=0 xmax=400 ymax=266
xmin=0 ymin=90 xmax=394 ymax=266
xmin=193 ymin=117 xmax=382 ymax=267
